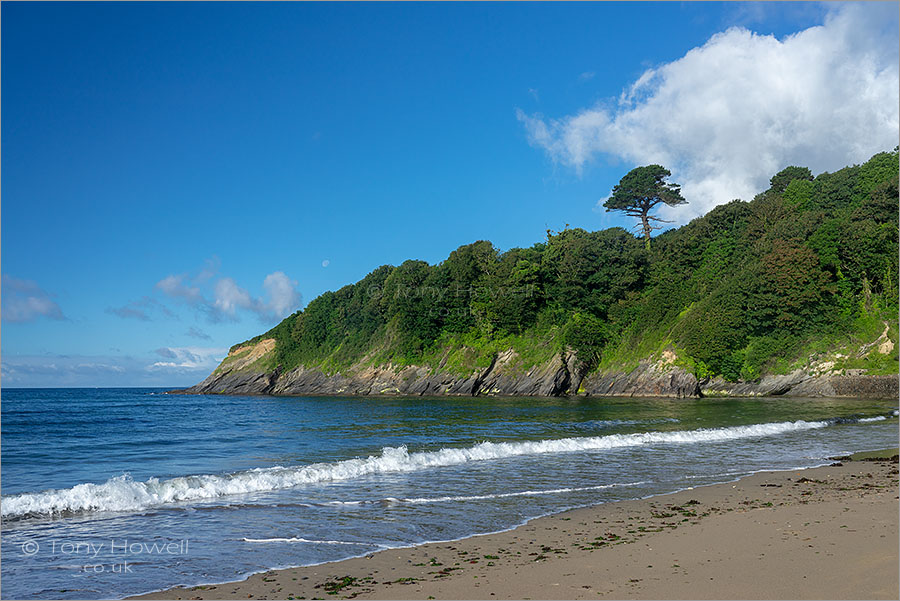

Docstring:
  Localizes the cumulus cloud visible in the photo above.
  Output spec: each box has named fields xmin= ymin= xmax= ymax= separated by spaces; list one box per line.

xmin=261 ymin=272 xmax=301 ymax=319
xmin=156 ymin=264 xmax=301 ymax=323
xmin=214 ymin=277 xmax=255 ymax=316
xmin=1 ymin=275 xmax=66 ymax=323
xmin=518 ymin=3 xmax=899 ymax=221
xmin=213 ymin=272 xmax=301 ymax=321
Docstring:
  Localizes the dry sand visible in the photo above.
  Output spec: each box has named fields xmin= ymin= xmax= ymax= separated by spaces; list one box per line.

xmin=135 ymin=454 xmax=899 ymax=600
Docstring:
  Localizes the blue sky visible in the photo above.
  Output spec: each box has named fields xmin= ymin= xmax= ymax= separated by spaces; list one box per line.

xmin=2 ymin=2 xmax=898 ymax=387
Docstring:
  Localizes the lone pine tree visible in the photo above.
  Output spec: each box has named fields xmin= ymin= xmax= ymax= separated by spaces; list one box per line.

xmin=604 ymin=165 xmax=687 ymax=250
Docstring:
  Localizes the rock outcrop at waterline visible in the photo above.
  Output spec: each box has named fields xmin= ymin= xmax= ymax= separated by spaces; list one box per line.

xmin=182 ymin=339 xmax=700 ymax=398
xmin=701 ymin=371 xmax=898 ymax=398
xmin=181 ymin=339 xmax=897 ymax=399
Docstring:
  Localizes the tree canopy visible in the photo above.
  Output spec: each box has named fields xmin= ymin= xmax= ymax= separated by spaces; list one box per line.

xmin=240 ymin=150 xmax=898 ymax=384
xmin=603 ymin=165 xmax=687 ymax=249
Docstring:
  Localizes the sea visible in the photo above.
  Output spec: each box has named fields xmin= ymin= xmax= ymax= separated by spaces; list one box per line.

xmin=1 ymin=388 xmax=898 ymax=600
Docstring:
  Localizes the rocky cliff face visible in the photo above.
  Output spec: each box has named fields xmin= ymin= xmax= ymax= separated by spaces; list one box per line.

xmin=581 ymin=360 xmax=700 ymax=398
xmin=701 ymin=371 xmax=898 ymax=398
xmin=183 ymin=339 xmax=895 ymax=399
xmin=184 ymin=340 xmax=699 ymax=398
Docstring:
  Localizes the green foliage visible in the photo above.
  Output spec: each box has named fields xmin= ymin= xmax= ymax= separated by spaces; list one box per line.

xmin=540 ymin=227 xmax=646 ymax=315
xmin=563 ymin=312 xmax=607 ymax=370
xmin=782 ymin=178 xmax=815 ymax=209
xmin=769 ymin=165 xmax=813 ymax=194
xmin=229 ymin=150 xmax=898 ymax=384
xmin=603 ymin=164 xmax=687 ymax=248
xmin=676 ymin=280 xmax=751 ymax=377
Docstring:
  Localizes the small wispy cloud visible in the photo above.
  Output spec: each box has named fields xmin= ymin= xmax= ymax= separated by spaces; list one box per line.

xmin=1 ymin=275 xmax=66 ymax=323
xmin=149 ymin=346 xmax=227 ymax=371
xmin=156 ymin=274 xmax=204 ymax=304
xmin=0 ymin=349 xmax=225 ymax=387
xmin=185 ymin=326 xmax=212 ymax=340
xmin=106 ymin=296 xmax=175 ymax=321
xmin=579 ymin=71 xmax=596 ymax=81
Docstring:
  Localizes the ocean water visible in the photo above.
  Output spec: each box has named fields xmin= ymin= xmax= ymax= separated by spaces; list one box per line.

xmin=1 ymin=388 xmax=897 ymax=600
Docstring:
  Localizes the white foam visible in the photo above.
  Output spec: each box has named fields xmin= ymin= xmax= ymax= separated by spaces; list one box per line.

xmin=241 ymin=537 xmax=375 ymax=545
xmin=859 ymin=416 xmax=887 ymax=422
xmin=399 ymin=481 xmax=649 ymax=504
xmin=0 ymin=419 xmax=828 ymax=519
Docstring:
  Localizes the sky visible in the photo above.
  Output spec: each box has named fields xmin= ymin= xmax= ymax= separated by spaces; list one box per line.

xmin=2 ymin=1 xmax=898 ymax=387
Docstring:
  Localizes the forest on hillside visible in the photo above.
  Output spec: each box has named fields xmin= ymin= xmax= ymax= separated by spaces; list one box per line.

xmin=243 ymin=149 xmax=899 ymax=383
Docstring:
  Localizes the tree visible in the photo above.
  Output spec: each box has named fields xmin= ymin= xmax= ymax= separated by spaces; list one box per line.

xmin=604 ymin=165 xmax=686 ymax=250
xmin=768 ymin=166 xmax=813 ymax=194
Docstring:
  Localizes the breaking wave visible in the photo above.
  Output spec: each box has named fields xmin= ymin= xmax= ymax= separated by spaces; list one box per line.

xmin=2 ymin=414 xmax=890 ymax=520
xmin=241 ymin=537 xmax=378 ymax=545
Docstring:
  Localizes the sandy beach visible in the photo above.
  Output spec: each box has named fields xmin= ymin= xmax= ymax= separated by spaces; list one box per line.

xmin=134 ymin=451 xmax=899 ymax=601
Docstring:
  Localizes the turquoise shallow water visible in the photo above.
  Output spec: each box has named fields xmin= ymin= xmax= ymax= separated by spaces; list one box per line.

xmin=1 ymin=388 xmax=897 ymax=599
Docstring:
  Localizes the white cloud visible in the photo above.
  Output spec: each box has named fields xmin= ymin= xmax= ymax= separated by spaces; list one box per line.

xmin=262 ymin=271 xmax=301 ymax=319
xmin=156 ymin=261 xmax=301 ymax=323
xmin=156 ymin=274 xmax=203 ymax=303
xmin=1 ymin=275 xmax=66 ymax=323
xmin=150 ymin=346 xmax=226 ymax=371
xmin=0 ymin=349 xmax=226 ymax=387
xmin=518 ymin=3 xmax=899 ymax=221
xmin=214 ymin=277 xmax=255 ymax=316
xmin=212 ymin=272 xmax=300 ymax=321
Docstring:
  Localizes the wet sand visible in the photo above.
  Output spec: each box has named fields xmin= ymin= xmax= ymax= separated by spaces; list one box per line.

xmin=135 ymin=452 xmax=899 ymax=600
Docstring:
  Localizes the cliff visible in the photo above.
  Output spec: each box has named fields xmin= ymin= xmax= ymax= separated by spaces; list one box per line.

xmin=181 ymin=338 xmax=897 ymax=399
xmin=183 ymin=151 xmax=898 ymax=399
xmin=184 ymin=338 xmax=700 ymax=398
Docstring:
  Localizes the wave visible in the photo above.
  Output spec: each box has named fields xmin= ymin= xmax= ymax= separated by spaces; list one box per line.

xmin=570 ymin=417 xmax=680 ymax=429
xmin=397 ymin=481 xmax=649 ymax=504
xmin=319 ymin=480 xmax=649 ymax=507
xmin=1 ymin=415 xmax=888 ymax=520
xmin=241 ymin=537 xmax=378 ymax=545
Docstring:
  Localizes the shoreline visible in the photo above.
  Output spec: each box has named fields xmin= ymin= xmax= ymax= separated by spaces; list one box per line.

xmin=133 ymin=451 xmax=899 ymax=600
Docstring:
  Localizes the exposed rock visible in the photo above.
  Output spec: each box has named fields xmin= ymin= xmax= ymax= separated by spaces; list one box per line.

xmin=857 ymin=322 xmax=893 ymax=358
xmin=701 ymin=372 xmax=898 ymax=399
xmin=186 ymin=369 xmax=273 ymax=395
xmin=830 ymin=374 xmax=899 ymax=398
xmin=703 ymin=369 xmax=810 ymax=397
xmin=182 ymin=347 xmax=592 ymax=398
xmin=581 ymin=359 xmax=700 ymax=398
xmin=178 ymin=338 xmax=895 ymax=400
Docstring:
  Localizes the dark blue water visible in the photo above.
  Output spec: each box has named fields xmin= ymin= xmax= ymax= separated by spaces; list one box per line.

xmin=1 ymin=388 xmax=897 ymax=599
